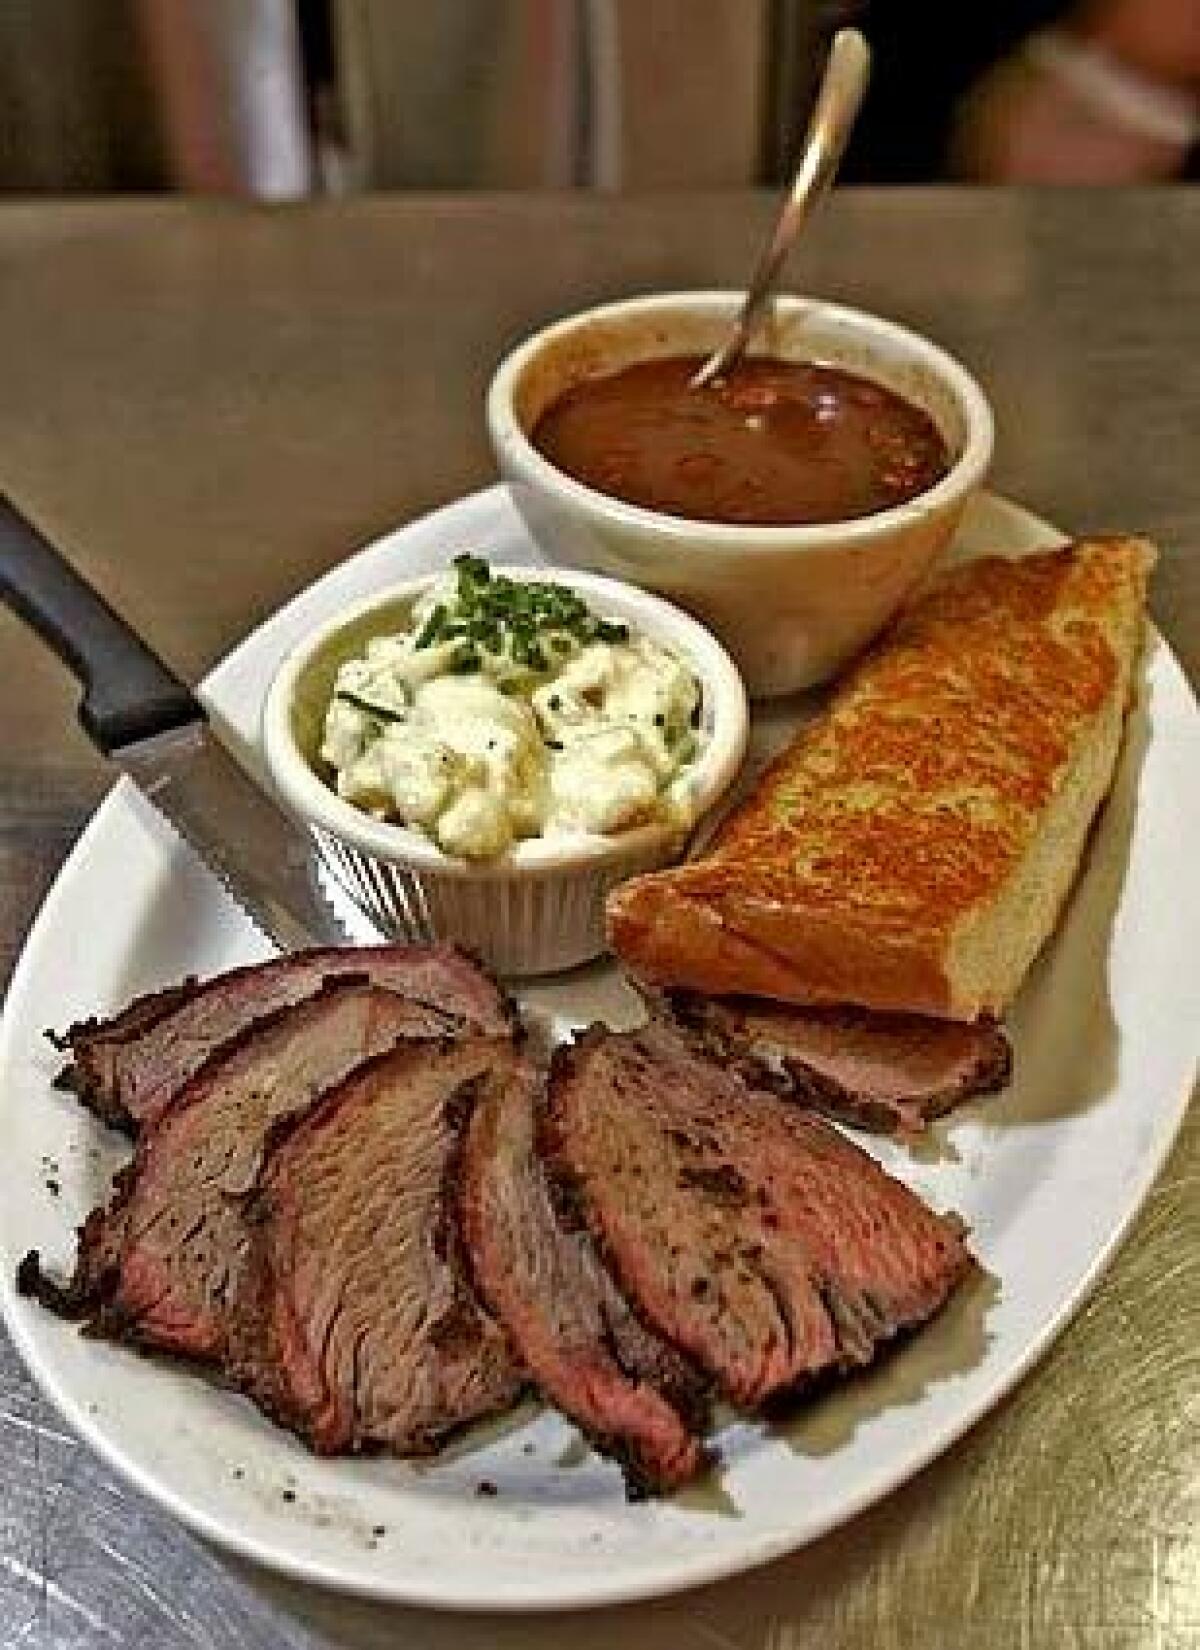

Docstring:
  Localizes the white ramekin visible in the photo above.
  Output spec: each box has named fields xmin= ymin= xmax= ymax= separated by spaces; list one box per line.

xmin=487 ymin=291 xmax=994 ymax=698
xmin=261 ymin=566 xmax=748 ymax=977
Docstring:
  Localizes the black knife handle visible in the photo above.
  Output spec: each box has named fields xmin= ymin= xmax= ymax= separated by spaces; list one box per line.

xmin=0 ymin=495 xmax=202 ymax=754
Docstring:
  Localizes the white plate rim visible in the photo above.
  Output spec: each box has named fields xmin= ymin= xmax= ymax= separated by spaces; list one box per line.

xmin=1 ymin=485 xmax=1197 ymax=1613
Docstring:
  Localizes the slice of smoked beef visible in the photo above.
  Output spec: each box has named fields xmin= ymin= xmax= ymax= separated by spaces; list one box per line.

xmin=543 ymin=1023 xmax=971 ymax=1408
xmin=19 ymin=981 xmax=461 ymax=1363
xmin=52 ymin=944 xmax=513 ymax=1133
xmin=665 ymin=993 xmax=1011 ymax=1134
xmin=237 ymin=1035 xmax=524 ymax=1454
xmin=457 ymin=1061 xmax=707 ymax=1494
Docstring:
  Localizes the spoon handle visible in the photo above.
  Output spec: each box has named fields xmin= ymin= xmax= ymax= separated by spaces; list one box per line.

xmin=692 ymin=28 xmax=871 ymax=388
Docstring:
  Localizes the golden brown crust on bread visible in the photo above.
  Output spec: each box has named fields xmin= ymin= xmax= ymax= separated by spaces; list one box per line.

xmin=608 ymin=538 xmax=1155 ymax=1018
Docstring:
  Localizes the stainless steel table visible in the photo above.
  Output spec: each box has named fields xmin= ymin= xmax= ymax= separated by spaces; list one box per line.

xmin=1 ymin=188 xmax=1197 ymax=1649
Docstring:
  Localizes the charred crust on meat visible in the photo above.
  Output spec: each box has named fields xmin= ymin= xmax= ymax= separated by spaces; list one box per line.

xmin=242 ymin=1188 xmax=271 ymax=1228
xmin=161 ymin=975 xmax=418 ymax=1136
xmin=781 ymin=1060 xmax=909 ymax=1132
xmin=657 ymin=990 xmax=710 ymax=1039
xmin=53 ymin=1064 xmax=140 ymax=1135
xmin=777 ymin=1049 xmax=1011 ymax=1132
xmin=813 ymin=1276 xmax=879 ymax=1366
xmin=656 ymin=1367 xmax=710 ymax=1437
xmin=426 ymin=1294 xmax=484 ymax=1354
xmin=555 ymin=1022 xmax=615 ymax=1069
xmin=558 ymin=1324 xmax=710 ymax=1497
xmin=604 ymin=1435 xmax=717 ymax=1503
xmin=511 ymin=1040 xmax=714 ymax=1485
xmin=533 ymin=1076 xmax=588 ymax=1234
xmin=676 ymin=1162 xmax=748 ymax=1206
xmin=539 ymin=1155 xmax=588 ymax=1233
xmin=445 ymin=1098 xmax=489 ymax=1303
xmin=250 ymin=1033 xmax=465 ymax=1173
xmin=52 ymin=946 xmax=512 ymax=1133
xmin=440 ymin=940 xmax=522 ymax=1033
xmin=662 ymin=993 xmax=1014 ymax=1132
xmin=539 ymin=1128 xmax=703 ymax=1419
xmin=24 ymin=1159 xmax=144 ymax=1325
xmin=438 ymin=1065 xmax=533 ymax=1381
xmin=55 ymin=1008 xmax=527 ymax=1446
xmin=434 ymin=1064 xmax=526 ymax=1370
xmin=55 ymin=976 xmax=382 ymax=1135
xmin=78 ymin=1296 xmax=202 ymax=1359
xmin=595 ymin=1299 xmax=710 ymax=1438
xmin=16 ymin=1250 xmax=94 ymax=1318
xmin=441 ymin=1069 xmax=490 ymax=1134
xmin=51 ymin=975 xmax=201 ymax=1054
xmin=434 ymin=1069 xmax=492 ymax=1265
xmin=48 ymin=976 xmax=206 ymax=1117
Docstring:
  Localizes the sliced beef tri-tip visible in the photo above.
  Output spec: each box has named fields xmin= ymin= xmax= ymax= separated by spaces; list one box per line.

xmin=456 ymin=1060 xmax=709 ymax=1495
xmin=663 ymin=992 xmax=1012 ymax=1135
xmin=50 ymin=943 xmax=514 ymax=1134
xmin=21 ymin=939 xmax=980 ymax=1489
xmin=543 ymin=1022 xmax=972 ymax=1409
xmin=234 ymin=1034 xmax=525 ymax=1455
xmin=19 ymin=978 xmax=463 ymax=1361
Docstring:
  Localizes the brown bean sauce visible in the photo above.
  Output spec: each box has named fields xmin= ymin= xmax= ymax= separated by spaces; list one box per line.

xmin=531 ymin=355 xmax=951 ymax=527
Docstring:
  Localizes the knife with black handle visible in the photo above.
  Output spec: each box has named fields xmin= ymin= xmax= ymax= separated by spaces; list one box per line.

xmin=0 ymin=494 xmax=347 ymax=950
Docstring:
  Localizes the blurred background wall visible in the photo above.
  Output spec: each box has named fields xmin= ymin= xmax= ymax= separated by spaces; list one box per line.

xmin=0 ymin=0 xmax=165 ymax=190
xmin=0 ymin=0 xmax=776 ymax=195
xmin=0 ymin=0 xmax=1196 ymax=196
xmin=331 ymin=0 xmax=771 ymax=189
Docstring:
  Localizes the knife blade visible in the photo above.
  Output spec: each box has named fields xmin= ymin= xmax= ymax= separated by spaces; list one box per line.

xmin=0 ymin=493 xmax=347 ymax=951
xmin=116 ymin=722 xmax=348 ymax=949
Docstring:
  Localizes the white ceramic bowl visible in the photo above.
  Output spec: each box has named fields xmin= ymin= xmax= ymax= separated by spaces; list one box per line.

xmin=488 ymin=291 xmax=994 ymax=698
xmin=262 ymin=566 xmax=748 ymax=977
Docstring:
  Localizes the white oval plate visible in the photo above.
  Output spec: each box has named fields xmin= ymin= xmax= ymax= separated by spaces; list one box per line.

xmin=1 ymin=489 xmax=1197 ymax=1613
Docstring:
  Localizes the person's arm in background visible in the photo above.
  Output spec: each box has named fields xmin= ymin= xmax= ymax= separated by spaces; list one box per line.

xmin=952 ymin=0 xmax=1200 ymax=181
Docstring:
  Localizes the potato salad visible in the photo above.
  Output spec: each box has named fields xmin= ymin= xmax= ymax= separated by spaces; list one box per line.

xmin=320 ymin=557 xmax=702 ymax=859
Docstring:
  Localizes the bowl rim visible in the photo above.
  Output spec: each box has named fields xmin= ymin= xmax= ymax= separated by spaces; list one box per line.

xmin=487 ymin=289 xmax=995 ymax=552
xmin=261 ymin=563 xmax=750 ymax=879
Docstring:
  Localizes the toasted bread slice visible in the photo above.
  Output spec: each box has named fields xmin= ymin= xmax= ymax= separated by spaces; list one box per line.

xmin=609 ymin=538 xmax=1155 ymax=1020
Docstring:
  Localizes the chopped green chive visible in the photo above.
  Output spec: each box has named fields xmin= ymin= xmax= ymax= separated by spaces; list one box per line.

xmin=415 ymin=603 xmax=449 ymax=649
xmin=336 ymin=690 xmax=407 ymax=723
xmin=416 ymin=559 xmax=634 ymax=674
xmin=453 ymin=553 xmax=491 ymax=586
